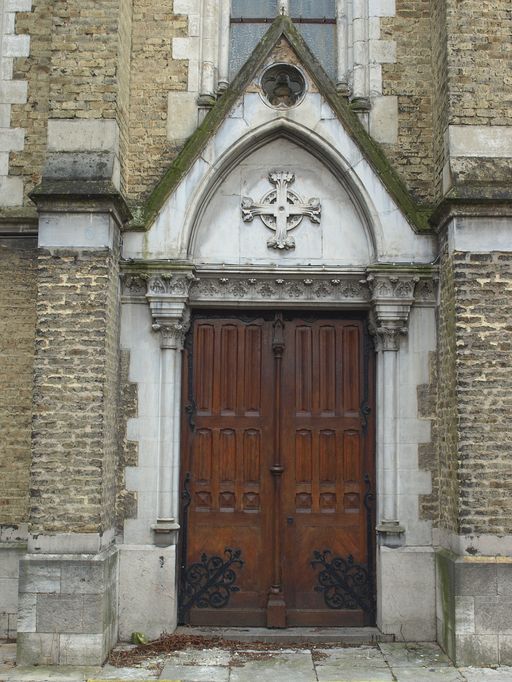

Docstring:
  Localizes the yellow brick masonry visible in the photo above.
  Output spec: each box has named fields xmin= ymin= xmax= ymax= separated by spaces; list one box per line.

xmin=0 ymin=239 xmax=36 ymax=525
xmin=381 ymin=0 xmax=435 ymax=203
xmin=446 ymin=0 xmax=512 ymax=127
xmin=121 ymin=0 xmax=187 ymax=202
xmin=30 ymin=245 xmax=121 ymax=534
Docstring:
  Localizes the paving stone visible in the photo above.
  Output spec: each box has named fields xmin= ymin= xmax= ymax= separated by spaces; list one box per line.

xmin=460 ymin=668 xmax=512 ymax=681
xmin=229 ymin=650 xmax=315 ymax=682
xmin=315 ymin=667 xmax=394 ymax=682
xmin=94 ymin=668 xmax=160 ymax=680
xmin=379 ymin=642 xmax=452 ymax=667
xmin=6 ymin=666 xmax=93 ymax=682
xmin=162 ymin=648 xmax=231 ymax=667
xmin=312 ymin=646 xmax=388 ymax=668
xmin=392 ymin=667 xmax=464 ymax=681
xmin=159 ymin=663 xmax=229 ymax=682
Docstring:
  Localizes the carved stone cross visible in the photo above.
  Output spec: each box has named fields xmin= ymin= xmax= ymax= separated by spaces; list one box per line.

xmin=242 ymin=171 xmax=321 ymax=250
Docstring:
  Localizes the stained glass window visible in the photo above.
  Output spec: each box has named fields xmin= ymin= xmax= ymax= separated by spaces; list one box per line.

xmin=229 ymin=1 xmax=337 ymax=80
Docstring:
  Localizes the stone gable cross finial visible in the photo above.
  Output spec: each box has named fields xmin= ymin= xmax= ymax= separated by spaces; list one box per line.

xmin=242 ymin=171 xmax=321 ymax=250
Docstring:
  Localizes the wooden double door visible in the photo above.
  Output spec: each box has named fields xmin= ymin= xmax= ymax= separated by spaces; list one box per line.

xmin=180 ymin=311 xmax=375 ymax=627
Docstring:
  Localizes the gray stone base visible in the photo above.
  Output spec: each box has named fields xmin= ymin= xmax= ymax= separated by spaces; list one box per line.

xmin=0 ymin=542 xmax=27 ymax=639
xmin=377 ymin=546 xmax=436 ymax=641
xmin=436 ymin=548 xmax=512 ymax=666
xmin=118 ymin=544 xmax=177 ymax=641
xmin=16 ymin=545 xmax=118 ymax=665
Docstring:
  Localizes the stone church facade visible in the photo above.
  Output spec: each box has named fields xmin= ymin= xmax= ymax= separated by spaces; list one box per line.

xmin=0 ymin=0 xmax=511 ymax=668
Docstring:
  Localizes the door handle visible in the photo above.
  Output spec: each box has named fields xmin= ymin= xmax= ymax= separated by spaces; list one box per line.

xmin=287 ymin=517 xmax=294 ymax=525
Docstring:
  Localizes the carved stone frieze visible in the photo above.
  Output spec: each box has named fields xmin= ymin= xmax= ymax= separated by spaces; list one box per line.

xmin=120 ymin=273 xmax=149 ymax=298
xmin=366 ymin=274 xmax=418 ymax=300
xmin=147 ymin=273 xmax=198 ymax=297
xmin=189 ymin=275 xmax=370 ymax=304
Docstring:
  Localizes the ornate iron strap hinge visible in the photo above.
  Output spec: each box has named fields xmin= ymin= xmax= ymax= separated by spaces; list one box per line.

xmin=179 ymin=548 xmax=244 ymax=616
xmin=311 ymin=474 xmax=376 ymax=619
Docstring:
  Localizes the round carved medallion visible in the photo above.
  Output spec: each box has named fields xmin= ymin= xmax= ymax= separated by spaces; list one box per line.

xmin=261 ymin=64 xmax=306 ymax=109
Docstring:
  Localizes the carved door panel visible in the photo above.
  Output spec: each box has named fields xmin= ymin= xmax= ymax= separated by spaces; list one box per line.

xmin=180 ymin=315 xmax=274 ymax=626
xmin=180 ymin=313 xmax=374 ymax=627
xmin=281 ymin=317 xmax=374 ymax=626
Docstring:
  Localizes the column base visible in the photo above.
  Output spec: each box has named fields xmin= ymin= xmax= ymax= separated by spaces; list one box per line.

xmin=377 ymin=520 xmax=405 ymax=548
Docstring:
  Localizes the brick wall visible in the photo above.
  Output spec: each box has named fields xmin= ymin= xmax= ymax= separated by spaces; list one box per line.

xmin=435 ymin=234 xmax=459 ymax=533
xmin=121 ymin=0 xmax=187 ymax=202
xmin=435 ymin=245 xmax=512 ymax=536
xmin=10 ymin=1 xmax=51 ymax=204
xmin=381 ymin=0 xmax=435 ymax=203
xmin=431 ymin=0 xmax=449 ymax=201
xmin=446 ymin=1 xmax=512 ymax=127
xmin=31 ymin=241 xmax=121 ymax=534
xmin=453 ymin=251 xmax=512 ymax=535
xmin=0 ymin=238 xmax=36 ymax=525
xmin=115 ymin=350 xmax=138 ymax=535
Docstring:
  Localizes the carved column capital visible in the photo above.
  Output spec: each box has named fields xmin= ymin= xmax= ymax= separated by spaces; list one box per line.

xmin=152 ymin=309 xmax=191 ymax=350
xmin=145 ymin=270 xmax=196 ymax=350
xmin=366 ymin=272 xmax=418 ymax=351
xmin=370 ymin=323 xmax=408 ymax=352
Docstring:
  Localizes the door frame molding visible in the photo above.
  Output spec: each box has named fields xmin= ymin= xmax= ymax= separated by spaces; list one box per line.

xmin=120 ymin=261 xmax=437 ymax=626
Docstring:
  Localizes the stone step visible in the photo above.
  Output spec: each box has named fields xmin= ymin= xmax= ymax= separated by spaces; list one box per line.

xmin=175 ymin=626 xmax=395 ymax=646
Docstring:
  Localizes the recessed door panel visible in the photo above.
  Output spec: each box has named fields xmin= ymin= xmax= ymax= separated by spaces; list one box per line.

xmin=180 ymin=313 xmax=374 ymax=627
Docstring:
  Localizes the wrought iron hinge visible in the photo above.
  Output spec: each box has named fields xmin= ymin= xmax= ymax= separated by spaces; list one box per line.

xmin=185 ymin=398 xmax=196 ymax=431
xmin=360 ymin=400 xmax=371 ymax=433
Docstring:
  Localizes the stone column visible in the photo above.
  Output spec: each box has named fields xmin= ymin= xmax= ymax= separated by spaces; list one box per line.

xmin=367 ymin=271 xmax=417 ymax=548
xmin=217 ymin=0 xmax=231 ymax=93
xmin=351 ymin=0 xmax=370 ymax=108
xmin=198 ymin=0 xmax=218 ymax=107
xmin=17 ymin=177 xmax=131 ymax=665
xmin=336 ymin=0 xmax=351 ymax=95
xmin=146 ymin=273 xmax=194 ymax=547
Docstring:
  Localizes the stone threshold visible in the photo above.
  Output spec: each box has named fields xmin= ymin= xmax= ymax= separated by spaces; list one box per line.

xmin=174 ymin=625 xmax=395 ymax=645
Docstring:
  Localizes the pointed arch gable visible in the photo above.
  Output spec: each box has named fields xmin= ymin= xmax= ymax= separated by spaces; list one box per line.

xmin=186 ymin=119 xmax=380 ymax=262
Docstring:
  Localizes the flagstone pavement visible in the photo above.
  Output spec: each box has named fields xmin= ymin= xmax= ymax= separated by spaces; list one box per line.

xmin=2 ymin=640 xmax=512 ymax=682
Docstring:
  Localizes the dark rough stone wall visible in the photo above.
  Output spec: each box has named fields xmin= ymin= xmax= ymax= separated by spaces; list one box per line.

xmin=453 ymin=251 xmax=512 ymax=535
xmin=446 ymin=0 xmax=512 ymax=127
xmin=31 ymin=240 xmax=121 ymax=534
xmin=0 ymin=238 xmax=37 ymax=525
xmin=418 ymin=351 xmax=438 ymax=522
xmin=436 ymin=234 xmax=459 ymax=533
xmin=431 ymin=0 xmax=449 ymax=201
xmin=115 ymin=349 xmax=138 ymax=536
xmin=381 ymin=0 xmax=435 ymax=203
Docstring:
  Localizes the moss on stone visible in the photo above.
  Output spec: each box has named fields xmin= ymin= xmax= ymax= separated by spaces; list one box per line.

xmin=136 ymin=15 xmax=432 ymax=234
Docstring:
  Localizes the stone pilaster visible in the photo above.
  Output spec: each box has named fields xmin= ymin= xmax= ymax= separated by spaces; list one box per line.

xmin=433 ymin=207 xmax=512 ymax=667
xmin=146 ymin=272 xmax=195 ymax=545
xmin=367 ymin=271 xmax=417 ymax=548
xmin=17 ymin=180 xmax=130 ymax=665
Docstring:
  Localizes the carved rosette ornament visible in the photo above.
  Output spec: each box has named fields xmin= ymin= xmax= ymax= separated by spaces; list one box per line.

xmin=242 ymin=171 xmax=321 ymax=250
